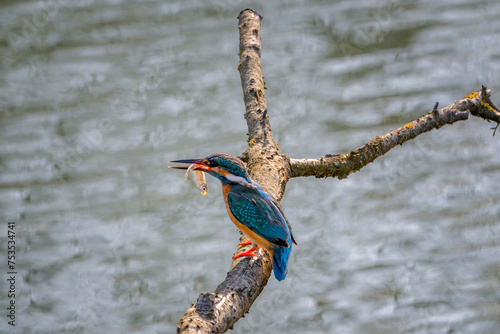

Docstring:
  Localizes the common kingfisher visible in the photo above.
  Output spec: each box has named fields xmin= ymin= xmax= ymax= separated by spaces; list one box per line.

xmin=170 ymin=153 xmax=297 ymax=281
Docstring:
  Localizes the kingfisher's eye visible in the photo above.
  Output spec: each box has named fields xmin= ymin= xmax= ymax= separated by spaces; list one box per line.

xmin=205 ymin=159 xmax=217 ymax=167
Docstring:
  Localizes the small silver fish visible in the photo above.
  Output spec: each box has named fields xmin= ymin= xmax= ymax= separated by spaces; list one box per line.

xmin=183 ymin=164 xmax=208 ymax=196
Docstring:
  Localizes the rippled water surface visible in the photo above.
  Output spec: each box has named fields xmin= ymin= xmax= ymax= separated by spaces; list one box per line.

xmin=1 ymin=0 xmax=499 ymax=333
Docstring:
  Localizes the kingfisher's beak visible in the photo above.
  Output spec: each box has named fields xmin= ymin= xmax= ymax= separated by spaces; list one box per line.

xmin=169 ymin=158 xmax=212 ymax=172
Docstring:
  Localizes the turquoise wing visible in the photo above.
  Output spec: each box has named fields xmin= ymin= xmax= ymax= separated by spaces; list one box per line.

xmin=226 ymin=190 xmax=290 ymax=248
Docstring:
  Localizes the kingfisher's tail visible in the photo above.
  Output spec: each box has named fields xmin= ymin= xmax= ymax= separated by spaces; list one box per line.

xmin=272 ymin=245 xmax=292 ymax=281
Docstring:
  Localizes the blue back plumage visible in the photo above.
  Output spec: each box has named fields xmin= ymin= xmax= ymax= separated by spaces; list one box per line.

xmin=226 ymin=182 xmax=296 ymax=281
xmin=261 ymin=189 xmax=294 ymax=281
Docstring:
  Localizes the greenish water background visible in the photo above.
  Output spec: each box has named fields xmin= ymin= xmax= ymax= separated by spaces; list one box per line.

xmin=1 ymin=0 xmax=499 ymax=333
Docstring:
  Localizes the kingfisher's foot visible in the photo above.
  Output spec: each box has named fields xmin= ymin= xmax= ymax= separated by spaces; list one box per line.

xmin=238 ymin=240 xmax=252 ymax=247
xmin=232 ymin=246 xmax=262 ymax=260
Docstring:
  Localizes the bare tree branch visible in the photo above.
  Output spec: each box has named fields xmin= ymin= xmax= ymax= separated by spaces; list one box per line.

xmin=177 ymin=9 xmax=288 ymax=334
xmin=177 ymin=8 xmax=500 ymax=334
xmin=289 ymin=86 xmax=500 ymax=179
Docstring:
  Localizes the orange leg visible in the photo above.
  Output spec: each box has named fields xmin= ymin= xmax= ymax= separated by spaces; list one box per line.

xmin=238 ymin=240 xmax=252 ymax=247
xmin=232 ymin=241 xmax=262 ymax=260
xmin=233 ymin=247 xmax=259 ymax=259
